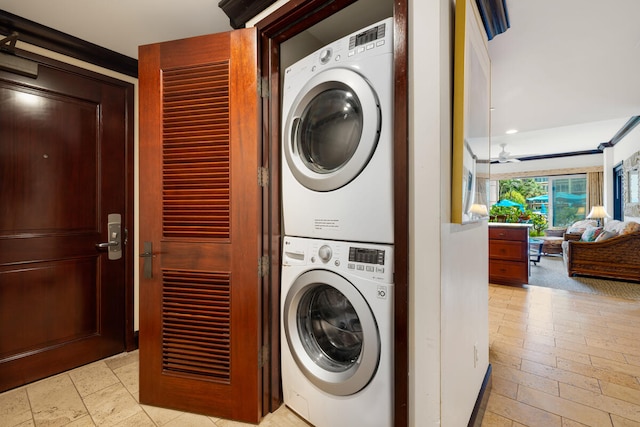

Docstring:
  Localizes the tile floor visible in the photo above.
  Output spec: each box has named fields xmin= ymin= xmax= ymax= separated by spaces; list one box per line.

xmin=483 ymin=283 xmax=640 ymax=427
xmin=0 ymin=351 xmax=309 ymax=427
xmin=2 ymin=284 xmax=639 ymax=426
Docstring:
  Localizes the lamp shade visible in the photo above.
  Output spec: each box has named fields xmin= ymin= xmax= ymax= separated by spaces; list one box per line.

xmin=587 ymin=206 xmax=610 ymax=219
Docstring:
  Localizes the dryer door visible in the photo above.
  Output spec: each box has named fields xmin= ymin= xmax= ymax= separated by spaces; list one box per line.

xmin=283 ymin=68 xmax=381 ymax=192
xmin=283 ymin=269 xmax=380 ymax=396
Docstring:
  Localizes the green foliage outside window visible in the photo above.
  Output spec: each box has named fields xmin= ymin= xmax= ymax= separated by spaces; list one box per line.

xmin=499 ymin=178 xmax=546 ymax=200
xmin=554 ymin=206 xmax=584 ymax=227
xmin=501 ymin=190 xmax=526 ymax=206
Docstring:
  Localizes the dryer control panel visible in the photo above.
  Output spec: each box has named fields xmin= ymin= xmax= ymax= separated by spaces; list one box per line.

xmin=282 ymin=236 xmax=394 ymax=283
xmin=283 ymin=17 xmax=393 ymax=86
xmin=349 ymin=21 xmax=387 ymax=49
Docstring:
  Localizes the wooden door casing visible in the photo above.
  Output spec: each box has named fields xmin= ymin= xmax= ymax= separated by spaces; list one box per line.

xmin=254 ymin=1 xmax=409 ymax=425
xmin=138 ymin=28 xmax=262 ymax=423
xmin=0 ymin=54 xmax=133 ymax=391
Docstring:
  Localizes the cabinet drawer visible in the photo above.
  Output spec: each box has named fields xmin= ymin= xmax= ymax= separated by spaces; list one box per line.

xmin=489 ymin=241 xmax=526 ymax=261
xmin=489 ymin=227 xmax=527 ymax=241
xmin=489 ymin=260 xmax=528 ymax=285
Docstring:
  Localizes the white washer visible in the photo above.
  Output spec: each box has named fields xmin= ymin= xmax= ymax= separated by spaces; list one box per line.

xmin=281 ymin=18 xmax=394 ymax=244
xmin=281 ymin=236 xmax=394 ymax=427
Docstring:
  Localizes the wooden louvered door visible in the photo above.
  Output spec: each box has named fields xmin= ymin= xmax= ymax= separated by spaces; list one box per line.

xmin=138 ymin=28 xmax=262 ymax=423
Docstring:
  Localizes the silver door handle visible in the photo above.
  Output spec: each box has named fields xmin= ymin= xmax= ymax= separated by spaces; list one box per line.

xmin=96 ymin=241 xmax=119 ymax=248
xmin=95 ymin=213 xmax=122 ymax=260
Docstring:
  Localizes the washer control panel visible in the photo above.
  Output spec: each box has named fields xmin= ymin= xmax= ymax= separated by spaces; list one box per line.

xmin=283 ymin=236 xmax=393 ymax=283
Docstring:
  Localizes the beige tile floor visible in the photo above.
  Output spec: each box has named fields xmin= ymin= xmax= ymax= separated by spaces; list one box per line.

xmin=0 ymin=351 xmax=309 ymax=427
xmin=3 ymin=283 xmax=640 ymax=426
xmin=483 ymin=283 xmax=640 ymax=427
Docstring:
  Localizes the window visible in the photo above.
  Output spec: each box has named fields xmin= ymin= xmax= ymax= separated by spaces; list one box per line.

xmin=491 ymin=174 xmax=587 ymax=228
xmin=549 ymin=175 xmax=587 ymax=227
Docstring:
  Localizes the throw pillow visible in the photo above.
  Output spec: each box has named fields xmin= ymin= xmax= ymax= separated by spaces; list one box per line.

xmin=581 ymin=227 xmax=603 ymax=242
xmin=595 ymin=230 xmax=617 ymax=242
xmin=620 ymin=221 xmax=640 ymax=235
xmin=567 ymin=226 xmax=587 ymax=235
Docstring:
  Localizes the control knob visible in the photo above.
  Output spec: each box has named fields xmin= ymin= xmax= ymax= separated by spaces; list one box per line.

xmin=318 ymin=245 xmax=332 ymax=263
xmin=319 ymin=48 xmax=332 ymax=64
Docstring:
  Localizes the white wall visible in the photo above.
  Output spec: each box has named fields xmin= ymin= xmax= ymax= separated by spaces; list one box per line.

xmin=408 ymin=1 xmax=443 ymax=423
xmin=410 ymin=1 xmax=489 ymax=426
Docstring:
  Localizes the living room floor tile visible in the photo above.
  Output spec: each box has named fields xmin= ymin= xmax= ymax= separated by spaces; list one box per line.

xmin=484 ymin=283 xmax=640 ymax=427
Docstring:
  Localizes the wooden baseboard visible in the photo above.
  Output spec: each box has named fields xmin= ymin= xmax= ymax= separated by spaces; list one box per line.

xmin=468 ymin=364 xmax=492 ymax=427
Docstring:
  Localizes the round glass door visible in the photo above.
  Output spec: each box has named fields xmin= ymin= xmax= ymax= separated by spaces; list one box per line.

xmin=284 ymin=68 xmax=381 ymax=192
xmin=283 ymin=270 xmax=380 ymax=396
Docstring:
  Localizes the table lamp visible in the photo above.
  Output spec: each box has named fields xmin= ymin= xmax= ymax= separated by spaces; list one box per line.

xmin=587 ymin=206 xmax=610 ymax=227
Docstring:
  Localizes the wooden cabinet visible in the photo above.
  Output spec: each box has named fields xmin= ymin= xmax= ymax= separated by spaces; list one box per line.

xmin=489 ymin=224 xmax=530 ymax=285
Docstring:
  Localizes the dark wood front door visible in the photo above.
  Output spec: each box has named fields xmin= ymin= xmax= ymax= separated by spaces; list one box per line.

xmin=0 ymin=56 xmax=131 ymax=391
xmin=138 ymin=28 xmax=263 ymax=423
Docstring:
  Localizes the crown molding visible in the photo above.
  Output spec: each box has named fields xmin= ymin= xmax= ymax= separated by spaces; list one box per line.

xmin=0 ymin=9 xmax=138 ymax=77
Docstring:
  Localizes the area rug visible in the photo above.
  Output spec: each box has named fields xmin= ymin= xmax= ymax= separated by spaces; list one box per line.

xmin=527 ymin=255 xmax=640 ymax=300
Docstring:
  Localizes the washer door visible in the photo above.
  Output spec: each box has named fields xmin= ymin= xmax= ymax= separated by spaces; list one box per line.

xmin=284 ymin=68 xmax=381 ymax=192
xmin=283 ymin=270 xmax=380 ymax=396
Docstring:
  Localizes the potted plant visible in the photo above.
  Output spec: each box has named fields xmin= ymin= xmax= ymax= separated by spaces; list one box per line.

xmin=530 ymin=213 xmax=548 ymax=236
xmin=518 ymin=207 xmax=532 ymax=222
xmin=489 ymin=205 xmax=521 ymax=223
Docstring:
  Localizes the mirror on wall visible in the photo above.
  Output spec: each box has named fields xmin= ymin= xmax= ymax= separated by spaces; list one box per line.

xmin=624 ymin=151 xmax=640 ymax=217
xmin=628 ymin=169 xmax=639 ymax=203
xmin=452 ymin=0 xmax=491 ymax=224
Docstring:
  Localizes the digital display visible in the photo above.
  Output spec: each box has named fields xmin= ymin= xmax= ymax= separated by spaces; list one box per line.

xmin=356 ymin=28 xmax=378 ymax=46
xmin=349 ymin=247 xmax=385 ymax=265
xmin=348 ymin=23 xmax=386 ymax=49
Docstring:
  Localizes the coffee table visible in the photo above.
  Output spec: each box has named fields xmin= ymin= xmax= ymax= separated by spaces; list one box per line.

xmin=529 ymin=238 xmax=543 ymax=265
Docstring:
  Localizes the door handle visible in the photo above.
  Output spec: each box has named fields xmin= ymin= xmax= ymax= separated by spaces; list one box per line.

xmin=96 ymin=213 xmax=122 ymax=260
xmin=140 ymin=241 xmax=153 ymax=278
xmin=96 ymin=241 xmax=119 ymax=248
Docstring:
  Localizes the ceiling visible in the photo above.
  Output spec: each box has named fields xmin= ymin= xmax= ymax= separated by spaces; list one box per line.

xmin=488 ymin=0 xmax=640 ymax=159
xmin=2 ymin=0 xmax=639 ymax=159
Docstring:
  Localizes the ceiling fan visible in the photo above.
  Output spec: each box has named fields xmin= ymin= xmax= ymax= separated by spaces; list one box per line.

xmin=492 ymin=143 xmax=521 ymax=163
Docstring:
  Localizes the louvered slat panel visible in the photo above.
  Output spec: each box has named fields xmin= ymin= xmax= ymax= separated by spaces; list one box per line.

xmin=162 ymin=62 xmax=230 ymax=239
xmin=162 ymin=269 xmax=231 ymax=382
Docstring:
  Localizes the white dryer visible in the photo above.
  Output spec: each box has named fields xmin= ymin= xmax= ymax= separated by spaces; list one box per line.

xmin=281 ymin=18 xmax=394 ymax=244
xmin=281 ymin=236 xmax=394 ymax=427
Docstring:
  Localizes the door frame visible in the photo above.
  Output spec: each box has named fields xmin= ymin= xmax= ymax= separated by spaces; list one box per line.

xmin=0 ymin=22 xmax=137 ymax=352
xmin=254 ymin=1 xmax=408 ymax=425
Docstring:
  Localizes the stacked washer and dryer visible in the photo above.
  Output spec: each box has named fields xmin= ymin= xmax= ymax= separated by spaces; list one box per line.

xmin=280 ymin=18 xmax=395 ymax=427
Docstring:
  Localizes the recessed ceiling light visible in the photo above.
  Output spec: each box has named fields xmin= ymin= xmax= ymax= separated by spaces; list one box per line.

xmin=505 ymin=129 xmax=518 ymax=134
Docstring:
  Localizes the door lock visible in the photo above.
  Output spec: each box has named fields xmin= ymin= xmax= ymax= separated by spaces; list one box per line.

xmin=96 ymin=213 xmax=122 ymax=260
